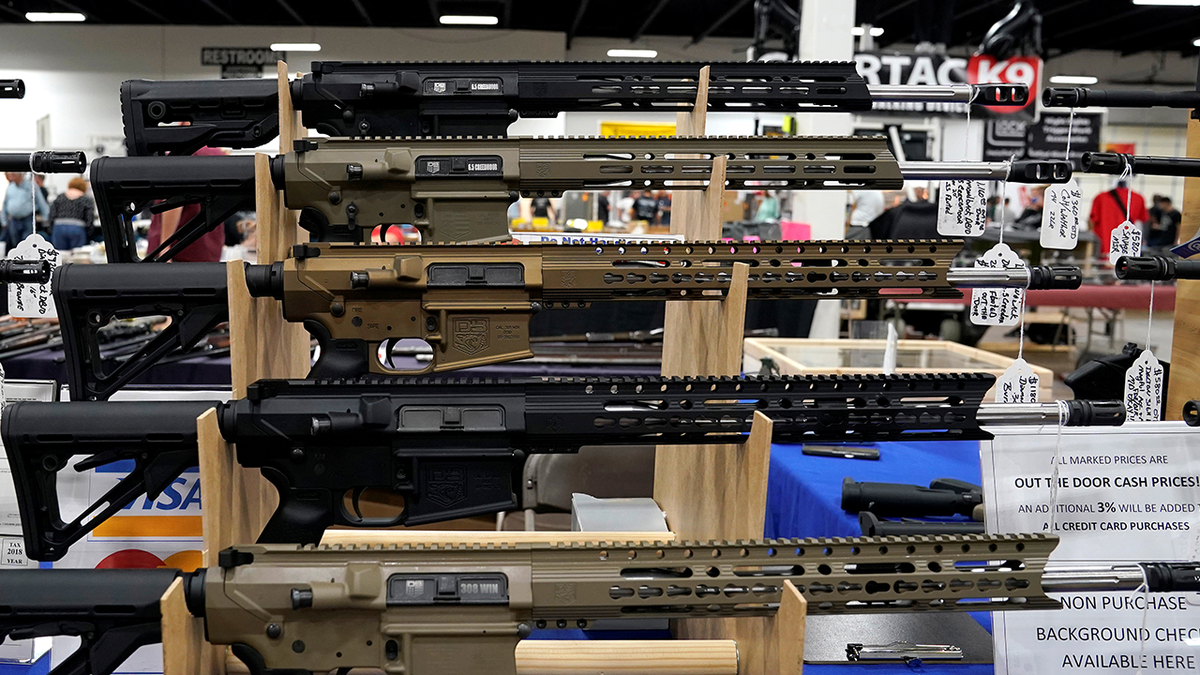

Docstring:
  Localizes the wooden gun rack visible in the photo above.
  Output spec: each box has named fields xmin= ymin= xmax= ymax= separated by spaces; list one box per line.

xmin=163 ymin=62 xmax=805 ymax=675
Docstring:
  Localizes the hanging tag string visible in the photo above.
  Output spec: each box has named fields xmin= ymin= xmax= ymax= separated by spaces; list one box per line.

xmin=1146 ymin=281 xmax=1155 ymax=349
xmin=1048 ymin=400 xmax=1068 ymax=532
xmin=1017 ymin=295 xmax=1027 ymax=361
xmin=963 ymin=86 xmax=980 ymax=162
xmin=1064 ymin=108 xmax=1076 ymax=163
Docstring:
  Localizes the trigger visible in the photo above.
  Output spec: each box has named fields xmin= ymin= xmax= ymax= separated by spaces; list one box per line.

xmin=351 ymin=487 xmax=367 ymax=521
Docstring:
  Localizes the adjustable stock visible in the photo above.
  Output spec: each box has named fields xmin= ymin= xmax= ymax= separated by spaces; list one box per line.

xmin=90 ymin=154 xmax=256 ymax=263
xmin=120 ymin=78 xmax=279 ymax=156
xmin=54 ymin=263 xmax=229 ymax=400
xmin=1 ymin=400 xmax=213 ymax=561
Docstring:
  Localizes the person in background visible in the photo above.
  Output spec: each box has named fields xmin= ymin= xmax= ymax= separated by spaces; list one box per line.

xmin=33 ymin=174 xmax=50 ymax=230
xmin=1147 ymin=194 xmax=1181 ymax=249
xmin=147 ymin=146 xmax=228 ymax=262
xmin=1088 ymin=178 xmax=1148 ymax=257
xmin=530 ymin=195 xmax=557 ymax=224
xmin=630 ymin=188 xmax=659 ymax=223
xmin=656 ymin=191 xmax=672 ymax=226
xmin=1 ymin=172 xmax=49 ymax=249
xmin=1013 ymin=185 xmax=1046 ymax=230
xmin=596 ymin=192 xmax=610 ymax=223
xmin=755 ymin=190 xmax=780 ymax=221
xmin=847 ymin=189 xmax=884 ymax=228
xmin=48 ymin=176 xmax=95 ymax=251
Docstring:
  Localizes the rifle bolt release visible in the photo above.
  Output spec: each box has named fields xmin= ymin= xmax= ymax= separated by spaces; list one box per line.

xmin=266 ymin=623 xmax=282 ymax=639
xmin=330 ymin=302 xmax=345 ymax=317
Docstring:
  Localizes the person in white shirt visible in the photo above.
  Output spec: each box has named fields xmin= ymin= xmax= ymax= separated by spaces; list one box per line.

xmin=848 ymin=190 xmax=885 ymax=227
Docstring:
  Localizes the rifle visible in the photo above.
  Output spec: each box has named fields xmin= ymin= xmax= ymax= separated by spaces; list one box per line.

xmin=1 ymin=373 xmax=1124 ymax=558
xmin=0 ymin=78 xmax=24 ymax=99
xmin=3 ymin=538 xmax=1199 ymax=675
xmin=244 ymin=240 xmax=1081 ymax=377
xmin=1043 ymin=87 xmax=1200 ymax=110
xmin=89 ymin=153 xmax=257 ymax=263
xmin=1082 ymin=152 xmax=1200 ymax=178
xmin=1114 ymin=255 xmax=1200 ymax=281
xmin=121 ymin=61 xmax=1028 ymax=154
xmin=272 ymin=135 xmax=906 ymax=245
xmin=0 ymin=151 xmax=87 ymax=173
xmin=31 ymin=240 xmax=1080 ymax=399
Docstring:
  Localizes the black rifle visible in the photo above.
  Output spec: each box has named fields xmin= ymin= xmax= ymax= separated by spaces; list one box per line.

xmin=0 ymin=373 xmax=1122 ymax=559
xmin=842 ymin=477 xmax=983 ymax=518
xmin=1082 ymin=152 xmax=1200 ymax=178
xmin=0 ymin=79 xmax=23 ymax=99
xmin=1114 ymin=255 xmax=1200 ymax=281
xmin=121 ymin=61 xmax=1028 ymax=154
xmin=0 ymin=151 xmax=87 ymax=173
xmin=90 ymin=154 xmax=256 ymax=263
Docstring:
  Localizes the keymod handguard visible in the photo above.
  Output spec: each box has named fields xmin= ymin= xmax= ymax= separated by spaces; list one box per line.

xmin=54 ymin=262 xmax=229 ymax=401
xmin=1 ymin=400 xmax=215 ymax=561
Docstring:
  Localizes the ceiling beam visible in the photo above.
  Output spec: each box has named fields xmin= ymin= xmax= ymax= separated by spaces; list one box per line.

xmin=122 ymin=0 xmax=170 ymax=22
xmin=274 ymin=0 xmax=305 ymax=24
xmin=632 ymin=0 xmax=672 ymax=43
xmin=198 ymin=0 xmax=238 ymax=23
xmin=566 ymin=0 xmax=590 ymax=49
xmin=349 ymin=0 xmax=373 ymax=26
xmin=692 ymin=0 xmax=753 ymax=45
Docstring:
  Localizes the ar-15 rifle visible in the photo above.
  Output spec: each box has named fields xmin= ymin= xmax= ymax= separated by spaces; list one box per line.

xmin=3 ymin=537 xmax=1198 ymax=675
xmin=1 ymin=373 xmax=1124 ymax=558
xmin=0 ymin=79 xmax=24 ymax=99
xmin=35 ymin=239 xmax=1081 ymax=399
xmin=121 ymin=61 xmax=1028 ymax=155
xmin=271 ymin=135 xmax=906 ymax=245
xmin=244 ymin=240 xmax=1081 ymax=377
xmin=1043 ymin=86 xmax=1200 ymax=110
xmin=1114 ymin=255 xmax=1200 ymax=281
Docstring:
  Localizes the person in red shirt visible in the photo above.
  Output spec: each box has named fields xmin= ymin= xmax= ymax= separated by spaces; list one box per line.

xmin=146 ymin=145 xmax=228 ymax=262
xmin=1089 ymin=179 xmax=1149 ymax=257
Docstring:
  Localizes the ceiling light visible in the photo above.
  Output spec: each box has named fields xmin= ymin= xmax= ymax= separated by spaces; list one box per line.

xmin=851 ymin=26 xmax=885 ymax=36
xmin=1193 ymin=37 xmax=1200 ymax=46
xmin=1050 ymin=75 xmax=1099 ymax=85
xmin=439 ymin=15 xmax=498 ymax=25
xmin=25 ymin=12 xmax=85 ymax=21
xmin=270 ymin=43 xmax=321 ymax=51
xmin=608 ymin=49 xmax=658 ymax=58
xmin=1133 ymin=0 xmax=1200 ymax=5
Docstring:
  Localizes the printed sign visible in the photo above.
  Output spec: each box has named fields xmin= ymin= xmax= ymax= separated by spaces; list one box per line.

xmin=200 ymin=47 xmax=283 ymax=79
xmin=984 ymin=424 xmax=1200 ymax=675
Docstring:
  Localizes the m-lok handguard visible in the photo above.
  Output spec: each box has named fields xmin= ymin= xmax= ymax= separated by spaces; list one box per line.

xmin=269 ymin=135 xmax=902 ymax=244
xmin=90 ymin=154 xmax=256 ymax=263
xmin=54 ymin=262 xmax=229 ymax=400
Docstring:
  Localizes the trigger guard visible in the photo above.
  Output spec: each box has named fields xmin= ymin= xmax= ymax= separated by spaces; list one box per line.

xmin=336 ymin=495 xmax=408 ymax=528
xmin=371 ymin=338 xmax=436 ymax=376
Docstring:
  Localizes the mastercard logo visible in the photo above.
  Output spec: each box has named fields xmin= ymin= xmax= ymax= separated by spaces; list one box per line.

xmin=94 ymin=548 xmax=203 ymax=572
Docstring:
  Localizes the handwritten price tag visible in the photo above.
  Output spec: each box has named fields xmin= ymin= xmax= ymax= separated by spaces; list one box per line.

xmin=1108 ymin=220 xmax=1142 ymax=265
xmin=1123 ymin=350 xmax=1163 ymax=422
xmin=7 ymin=234 xmax=59 ymax=319
xmin=969 ymin=243 xmax=1025 ymax=327
xmin=937 ymin=180 xmax=988 ymax=237
xmin=995 ymin=357 xmax=1040 ymax=403
xmin=1040 ymin=179 xmax=1081 ymax=249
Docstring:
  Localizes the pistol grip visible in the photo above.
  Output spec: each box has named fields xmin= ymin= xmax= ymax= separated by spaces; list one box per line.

xmin=255 ymin=471 xmax=337 ymax=546
xmin=304 ymin=319 xmax=373 ymax=379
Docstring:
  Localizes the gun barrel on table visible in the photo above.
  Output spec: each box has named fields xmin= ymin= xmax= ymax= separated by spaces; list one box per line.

xmin=120 ymin=61 xmax=1028 ymax=155
xmin=1 ymin=372 xmax=1124 ymax=559
xmin=1 ymin=537 xmax=1197 ymax=675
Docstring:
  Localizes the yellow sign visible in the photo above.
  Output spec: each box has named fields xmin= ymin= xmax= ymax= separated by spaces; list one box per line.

xmin=600 ymin=121 xmax=676 ymax=138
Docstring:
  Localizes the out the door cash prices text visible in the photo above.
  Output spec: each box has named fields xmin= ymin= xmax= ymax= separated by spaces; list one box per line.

xmin=1012 ymin=452 xmax=1199 ymax=533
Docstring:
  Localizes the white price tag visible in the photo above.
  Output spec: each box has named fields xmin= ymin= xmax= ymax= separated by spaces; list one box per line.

xmin=1108 ymin=220 xmax=1142 ymax=265
xmin=6 ymin=234 xmax=59 ymax=319
xmin=882 ymin=323 xmax=898 ymax=375
xmin=937 ymin=180 xmax=988 ymax=237
xmin=1040 ymin=179 xmax=1081 ymax=249
xmin=995 ymin=357 xmax=1040 ymax=403
xmin=969 ymin=243 xmax=1025 ymax=327
xmin=1124 ymin=350 xmax=1164 ymax=422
